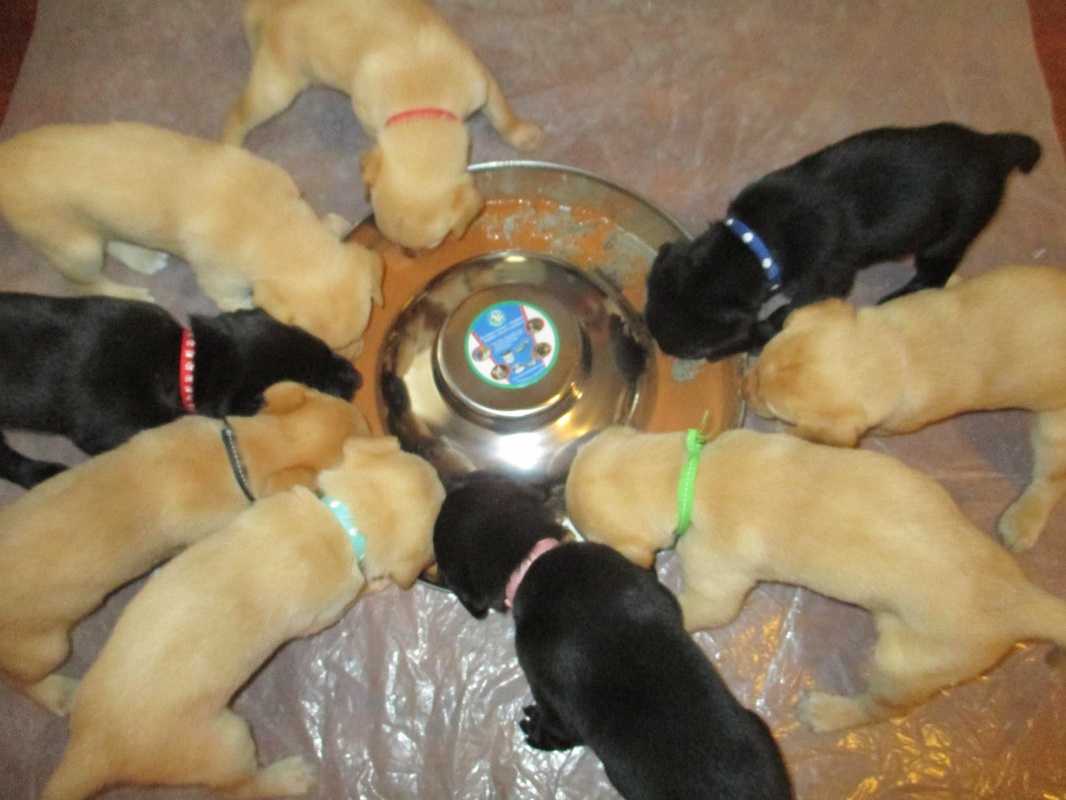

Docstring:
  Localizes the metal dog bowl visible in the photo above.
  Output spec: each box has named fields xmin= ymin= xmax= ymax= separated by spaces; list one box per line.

xmin=349 ymin=160 xmax=745 ymax=483
xmin=379 ymin=251 xmax=652 ymax=483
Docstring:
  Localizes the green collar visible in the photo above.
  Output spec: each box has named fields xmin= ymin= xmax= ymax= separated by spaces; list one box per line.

xmin=321 ymin=494 xmax=367 ymax=564
xmin=675 ymin=427 xmax=709 ymax=537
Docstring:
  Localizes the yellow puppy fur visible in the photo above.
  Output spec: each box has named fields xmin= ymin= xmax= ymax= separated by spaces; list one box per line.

xmin=0 ymin=122 xmax=383 ymax=354
xmin=566 ymin=426 xmax=1066 ymax=731
xmin=0 ymin=381 xmax=369 ymax=714
xmin=221 ymin=0 xmax=546 ymax=250
xmin=40 ymin=437 xmax=443 ymax=800
xmin=743 ymin=265 xmax=1066 ymax=551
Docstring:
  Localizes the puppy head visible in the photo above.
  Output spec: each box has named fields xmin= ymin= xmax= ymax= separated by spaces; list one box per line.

xmin=196 ymin=309 xmax=362 ymax=417
xmin=565 ymin=427 xmax=659 ymax=569
xmin=252 ymin=243 xmax=384 ymax=356
xmin=743 ymin=299 xmax=903 ymax=446
xmin=317 ymin=436 xmax=445 ymax=595
xmin=248 ymin=381 xmax=370 ymax=494
xmin=433 ymin=471 xmax=565 ymax=618
xmin=644 ymin=224 xmax=767 ymax=362
xmin=362 ymin=123 xmax=485 ymax=250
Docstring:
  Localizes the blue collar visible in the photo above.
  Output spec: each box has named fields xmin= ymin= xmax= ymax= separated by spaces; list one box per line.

xmin=724 ymin=217 xmax=783 ymax=291
xmin=321 ymin=495 xmax=367 ymax=564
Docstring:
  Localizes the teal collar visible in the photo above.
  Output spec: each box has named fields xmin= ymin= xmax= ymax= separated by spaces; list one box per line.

xmin=675 ymin=427 xmax=709 ymax=538
xmin=321 ymin=494 xmax=367 ymax=564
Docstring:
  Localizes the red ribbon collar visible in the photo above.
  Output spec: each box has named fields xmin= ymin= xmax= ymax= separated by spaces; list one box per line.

xmin=179 ymin=327 xmax=196 ymax=413
xmin=384 ymin=107 xmax=460 ymax=127
xmin=504 ymin=538 xmax=560 ymax=609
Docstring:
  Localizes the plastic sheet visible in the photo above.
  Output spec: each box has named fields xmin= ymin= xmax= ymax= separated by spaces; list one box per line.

xmin=2 ymin=1 xmax=1066 ymax=798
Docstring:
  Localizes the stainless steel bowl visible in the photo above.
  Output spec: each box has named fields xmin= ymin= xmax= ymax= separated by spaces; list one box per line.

xmin=380 ymin=249 xmax=653 ymax=483
xmin=350 ymin=161 xmax=745 ymax=484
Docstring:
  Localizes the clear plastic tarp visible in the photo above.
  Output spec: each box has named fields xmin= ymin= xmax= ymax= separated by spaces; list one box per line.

xmin=2 ymin=1 xmax=1066 ymax=798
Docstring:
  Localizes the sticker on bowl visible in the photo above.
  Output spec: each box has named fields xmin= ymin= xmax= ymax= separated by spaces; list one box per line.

xmin=466 ymin=302 xmax=558 ymax=388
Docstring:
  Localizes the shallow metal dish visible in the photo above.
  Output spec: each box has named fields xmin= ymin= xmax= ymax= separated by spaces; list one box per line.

xmin=379 ymin=250 xmax=654 ymax=484
xmin=348 ymin=161 xmax=744 ymax=582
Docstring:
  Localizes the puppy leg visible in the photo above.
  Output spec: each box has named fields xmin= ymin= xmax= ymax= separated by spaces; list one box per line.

xmin=879 ymin=222 xmax=985 ymax=303
xmin=22 ymin=224 xmax=154 ymax=302
xmin=797 ymin=616 xmax=1003 ymax=732
xmin=999 ymin=408 xmax=1066 ymax=551
xmin=20 ymin=674 xmax=80 ymax=715
xmin=3 ymin=631 xmax=79 ymax=713
xmin=480 ymin=74 xmax=545 ymax=152
xmin=173 ymin=711 xmax=316 ymax=798
xmin=520 ymin=702 xmax=581 ymax=751
xmin=676 ymin=569 xmax=755 ymax=633
xmin=0 ymin=433 xmax=66 ymax=489
xmin=105 ymin=241 xmax=169 ymax=275
xmin=217 ymin=756 xmax=317 ymax=799
xmin=221 ymin=51 xmax=308 ymax=145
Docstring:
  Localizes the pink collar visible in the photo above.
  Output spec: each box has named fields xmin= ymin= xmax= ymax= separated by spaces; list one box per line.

xmin=504 ymin=538 xmax=560 ymax=609
xmin=179 ymin=327 xmax=196 ymax=413
xmin=385 ymin=107 xmax=459 ymax=127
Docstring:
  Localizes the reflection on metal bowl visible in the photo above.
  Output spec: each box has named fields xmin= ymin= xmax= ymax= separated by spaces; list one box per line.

xmin=348 ymin=161 xmax=744 ymax=581
xmin=380 ymin=250 xmax=654 ymax=484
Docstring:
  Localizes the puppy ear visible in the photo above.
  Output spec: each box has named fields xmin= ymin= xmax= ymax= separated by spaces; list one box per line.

xmin=260 ymin=381 xmax=310 ymax=415
xmin=450 ymin=182 xmax=484 ymax=238
xmin=360 ymin=146 xmax=383 ymax=198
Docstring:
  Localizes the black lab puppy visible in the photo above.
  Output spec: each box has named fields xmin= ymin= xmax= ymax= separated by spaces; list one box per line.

xmin=645 ymin=122 xmax=1041 ymax=361
xmin=433 ymin=471 xmax=793 ymax=800
xmin=0 ymin=293 xmax=361 ymax=487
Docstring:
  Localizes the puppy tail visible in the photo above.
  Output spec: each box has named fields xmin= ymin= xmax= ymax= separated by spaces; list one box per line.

xmin=991 ymin=132 xmax=1042 ymax=174
xmin=40 ymin=743 xmax=113 ymax=800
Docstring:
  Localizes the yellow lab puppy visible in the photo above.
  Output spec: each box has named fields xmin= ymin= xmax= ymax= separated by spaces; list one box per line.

xmin=566 ymin=426 xmax=1066 ymax=731
xmin=0 ymin=122 xmax=383 ymax=354
xmin=221 ymin=0 xmax=545 ymax=250
xmin=743 ymin=265 xmax=1066 ymax=551
xmin=0 ymin=382 xmax=368 ymax=714
xmin=40 ymin=437 xmax=443 ymax=800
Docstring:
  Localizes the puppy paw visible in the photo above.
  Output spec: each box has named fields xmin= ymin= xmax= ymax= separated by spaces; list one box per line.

xmin=322 ymin=212 xmax=354 ymax=239
xmin=26 ymin=675 xmax=80 ymax=715
xmin=519 ymin=704 xmax=577 ymax=751
xmin=105 ymin=241 xmax=170 ymax=275
xmin=505 ymin=121 xmax=546 ymax=153
xmin=998 ymin=501 xmax=1043 ymax=552
xmin=796 ymin=691 xmax=871 ymax=733
xmin=252 ymin=756 xmax=317 ymax=797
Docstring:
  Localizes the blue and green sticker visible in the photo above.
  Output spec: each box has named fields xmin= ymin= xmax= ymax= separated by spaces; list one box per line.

xmin=466 ymin=301 xmax=558 ymax=388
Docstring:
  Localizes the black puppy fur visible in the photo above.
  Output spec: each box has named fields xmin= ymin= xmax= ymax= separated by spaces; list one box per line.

xmin=644 ymin=122 xmax=1042 ymax=361
xmin=433 ymin=471 xmax=793 ymax=800
xmin=0 ymin=293 xmax=361 ymax=488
